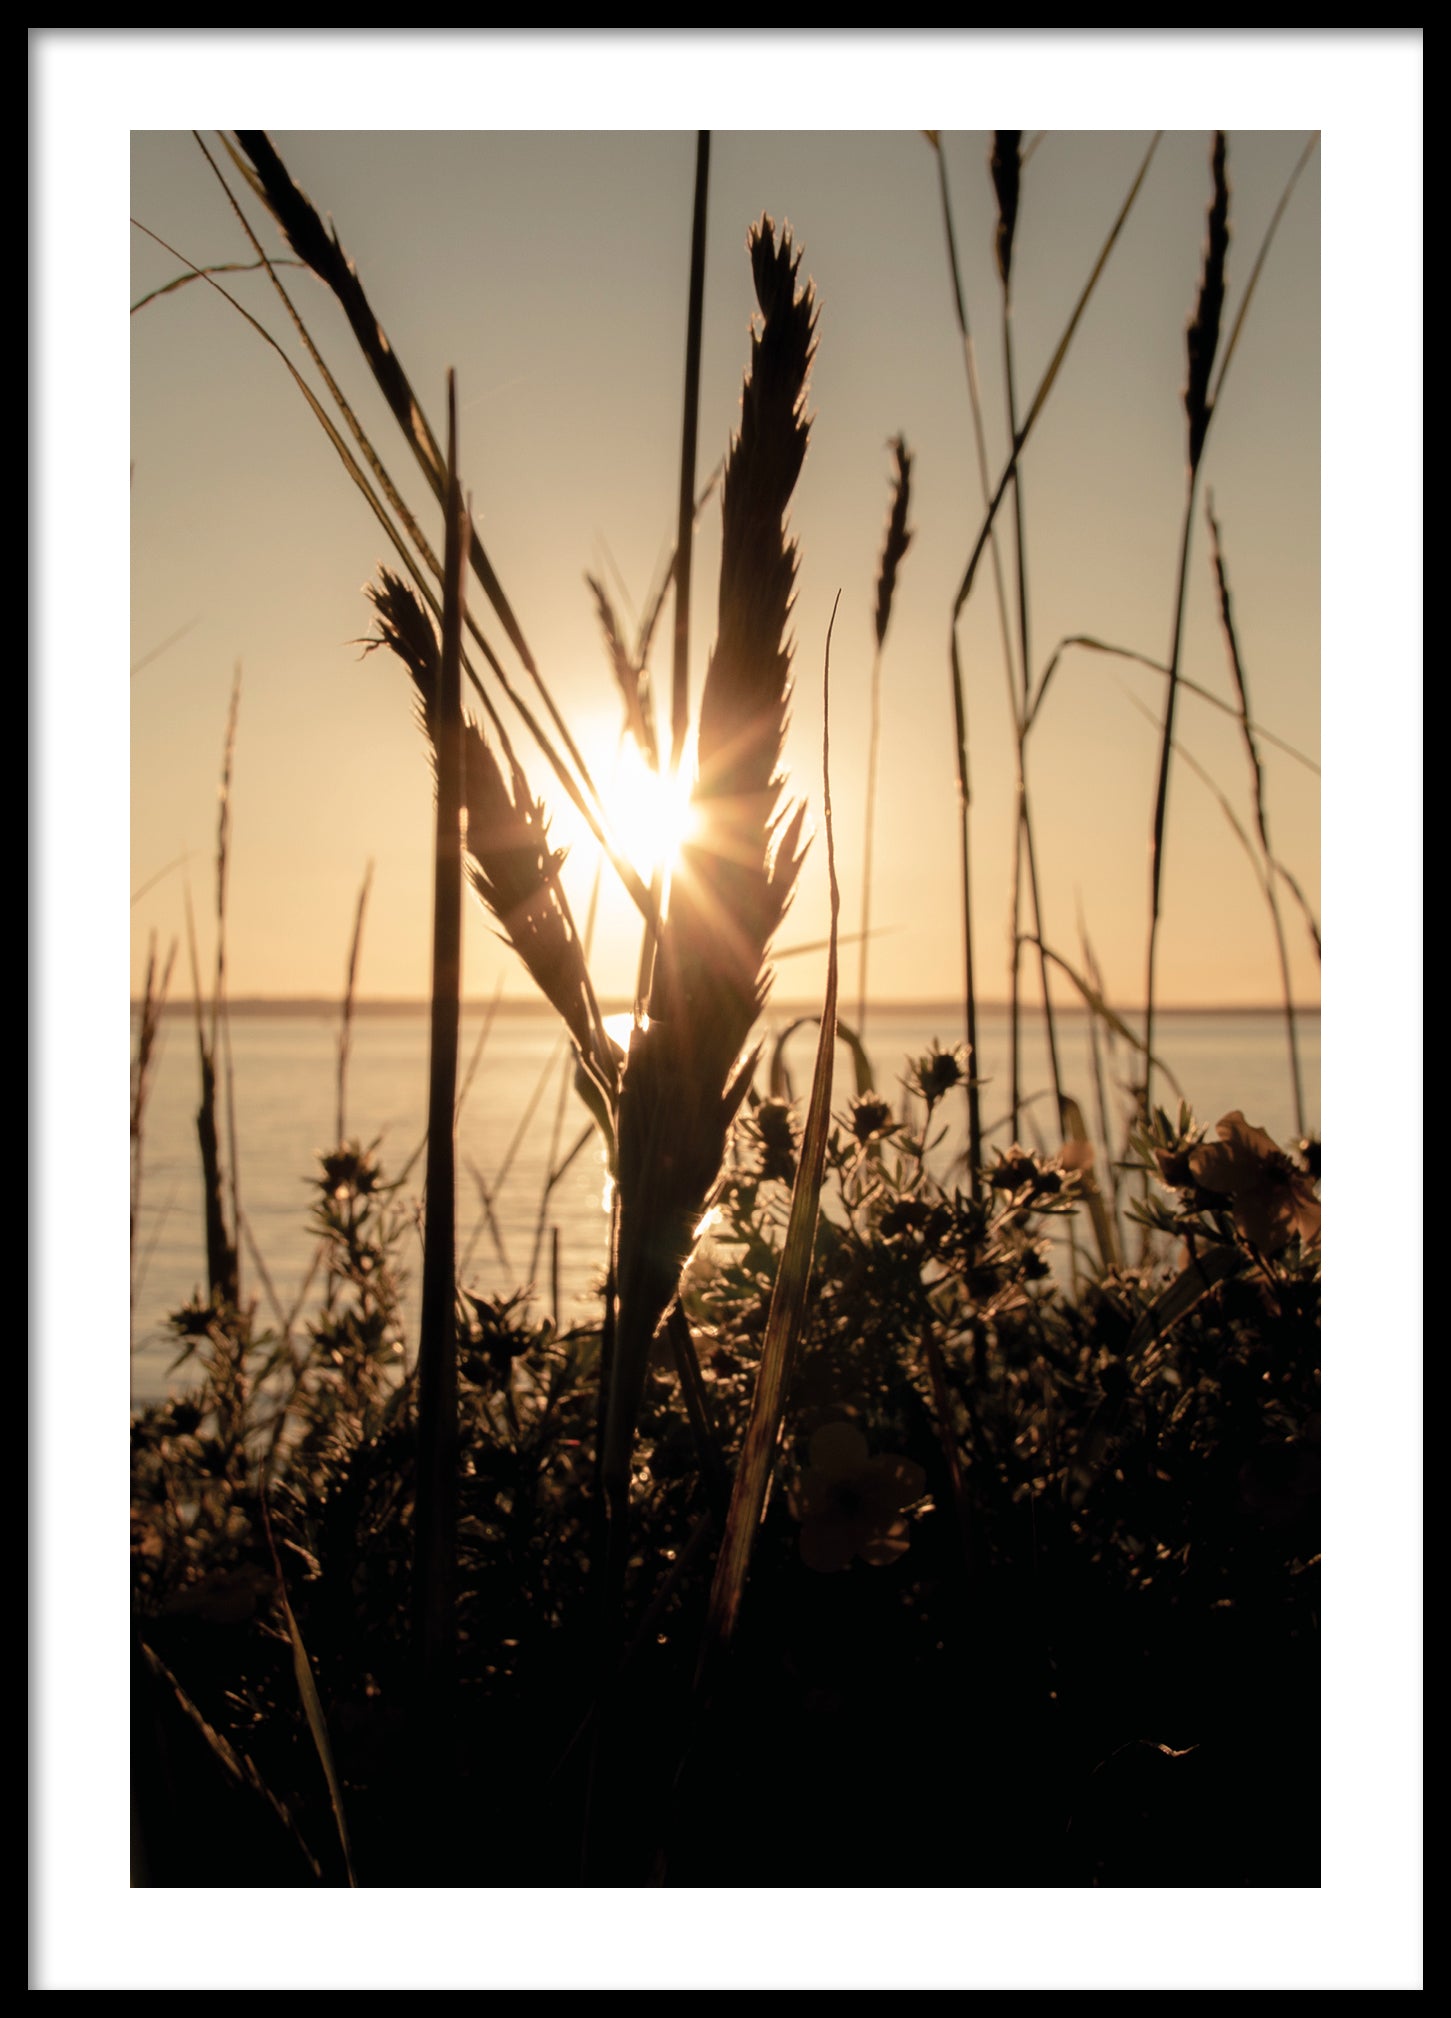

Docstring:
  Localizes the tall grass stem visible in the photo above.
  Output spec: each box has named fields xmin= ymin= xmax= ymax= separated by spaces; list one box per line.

xmin=412 ymin=375 xmax=467 ymax=1716
xmin=671 ymin=133 xmax=710 ymax=776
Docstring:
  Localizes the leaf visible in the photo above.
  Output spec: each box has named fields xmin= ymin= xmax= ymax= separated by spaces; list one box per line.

xmin=278 ymin=1588 xmax=359 ymax=1887
xmin=135 ymin=1636 xmax=324 ymax=1883
xmin=1023 ymin=936 xmax=1185 ymax=1098
xmin=697 ymin=595 xmax=842 ymax=1677
xmin=767 ymin=1014 xmax=873 ymax=1104
xmin=1126 ymin=1242 xmax=1248 ymax=1357
xmin=1060 ymin=1091 xmax=1118 ymax=1273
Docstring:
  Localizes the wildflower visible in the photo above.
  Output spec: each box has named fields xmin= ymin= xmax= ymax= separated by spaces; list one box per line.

xmin=752 ymin=1097 xmax=798 ymax=1186
xmin=880 ymin=1196 xmax=933 ymax=1239
xmin=847 ymin=1092 xmax=895 ymax=1146
xmin=1188 ymin=1111 xmax=1320 ymax=1256
xmin=788 ymin=1422 xmax=927 ymax=1572
xmin=318 ymin=1141 xmax=381 ymax=1202
xmin=990 ymin=1147 xmax=1060 ymax=1197
xmin=910 ymin=1040 xmax=970 ymax=1107
xmin=171 ymin=1294 xmax=216 ymax=1339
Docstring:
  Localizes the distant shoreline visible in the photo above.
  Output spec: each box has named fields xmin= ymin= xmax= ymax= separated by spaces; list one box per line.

xmin=137 ymin=996 xmax=1323 ymax=1020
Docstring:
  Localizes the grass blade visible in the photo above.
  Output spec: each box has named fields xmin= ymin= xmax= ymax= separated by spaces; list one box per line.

xmin=1021 ymin=934 xmax=1185 ymax=1100
xmin=1206 ymin=495 xmax=1305 ymax=1138
xmin=1027 ymin=632 xmax=1319 ymax=772
xmin=134 ymin=1636 xmax=325 ymax=1885
xmin=608 ymin=216 xmax=815 ymax=1518
xmin=670 ymin=132 xmax=711 ymax=775
xmin=697 ymin=592 xmax=842 ymax=1676
xmin=1127 ymin=1241 xmax=1248 ymax=1356
xmin=335 ymin=860 xmax=372 ymax=1147
xmin=412 ymin=376 xmax=467 ymax=1717
xmin=858 ymin=435 xmax=912 ymax=1036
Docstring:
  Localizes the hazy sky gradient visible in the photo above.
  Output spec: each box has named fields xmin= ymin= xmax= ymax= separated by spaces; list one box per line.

xmin=130 ymin=122 xmax=1320 ymax=1012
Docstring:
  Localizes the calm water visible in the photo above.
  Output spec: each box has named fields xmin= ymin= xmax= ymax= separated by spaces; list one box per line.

xmin=130 ymin=1000 xmax=1319 ymax=1404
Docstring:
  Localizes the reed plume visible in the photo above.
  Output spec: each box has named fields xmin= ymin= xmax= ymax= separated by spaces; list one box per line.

xmin=131 ymin=931 xmax=177 ymax=1335
xmin=1144 ymin=133 xmax=1230 ymax=1115
xmin=367 ymin=569 xmax=619 ymax=1142
xmin=587 ymin=571 xmax=659 ymax=770
xmin=858 ymin=435 xmax=912 ymax=1032
xmin=1185 ymin=132 xmax=1229 ymax=476
xmin=990 ymin=129 xmax=1022 ymax=289
xmin=606 ymin=217 xmax=815 ymax=1509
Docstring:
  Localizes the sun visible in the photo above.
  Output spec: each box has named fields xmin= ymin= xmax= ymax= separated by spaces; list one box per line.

xmin=608 ymin=739 xmax=698 ymax=883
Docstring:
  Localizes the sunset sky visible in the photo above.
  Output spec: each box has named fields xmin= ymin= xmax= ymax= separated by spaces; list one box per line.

xmin=37 ymin=29 xmax=1422 ymax=1989
xmin=126 ymin=119 xmax=1324 ymax=1014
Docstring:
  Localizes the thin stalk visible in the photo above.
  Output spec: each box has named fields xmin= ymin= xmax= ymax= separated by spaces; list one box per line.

xmin=184 ymin=878 xmax=235 ymax=1311
xmin=335 ymin=860 xmax=372 ymax=1147
xmin=857 ymin=632 xmax=885 ymax=1036
xmin=1144 ymin=466 xmax=1209 ymax=1115
xmin=930 ymin=134 xmax=1024 ymax=1146
xmin=462 ymin=1154 xmax=514 ymax=1281
xmin=665 ymin=1302 xmax=729 ymax=1527
xmin=858 ymin=436 xmax=912 ymax=1036
xmin=215 ymin=667 xmax=243 ymax=1312
xmin=1207 ymin=495 xmax=1305 ymax=1138
xmin=1002 ymin=315 xmax=1068 ymax=1149
xmin=412 ymin=375 xmax=467 ymax=1726
xmin=1028 ymin=632 xmax=1319 ymax=773
xmin=671 ymin=132 xmax=710 ymax=776
xmin=921 ymin=1320 xmax=974 ymax=1580
xmin=1077 ymin=904 xmax=1126 ymax=1258
xmin=948 ymin=632 xmax=985 ymax=1197
xmin=994 ymin=132 xmax=1033 ymax=1138
xmin=458 ymin=1036 xmax=560 ymax=1282
xmin=929 ymin=136 xmax=1022 ymax=707
xmin=224 ymin=132 xmax=647 ymax=919
xmin=528 ymin=845 xmax=606 ymax=1290
xmin=1144 ymin=133 xmax=1315 ymax=1114
xmin=529 ymin=1049 xmax=584 ymax=1295
xmin=949 ymin=133 xmax=1160 ymax=1182
xmin=952 ymin=135 xmax=1162 ymax=621
xmin=161 ymin=150 xmax=654 ymax=926
xmin=130 ymin=933 xmax=177 ymax=1341
xmin=1122 ymin=680 xmax=1313 ymax=1050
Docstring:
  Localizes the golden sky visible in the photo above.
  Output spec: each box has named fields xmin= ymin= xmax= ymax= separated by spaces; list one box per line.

xmin=128 ymin=119 xmax=1322 ymax=1014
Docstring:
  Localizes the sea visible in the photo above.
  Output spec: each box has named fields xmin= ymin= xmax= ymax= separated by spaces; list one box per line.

xmin=129 ymin=999 xmax=1319 ymax=1406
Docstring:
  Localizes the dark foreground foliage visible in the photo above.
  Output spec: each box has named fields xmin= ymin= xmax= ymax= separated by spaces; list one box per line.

xmin=131 ymin=1087 xmax=1319 ymax=1888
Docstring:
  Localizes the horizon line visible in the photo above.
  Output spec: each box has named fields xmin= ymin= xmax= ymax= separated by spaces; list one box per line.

xmin=137 ymin=994 xmax=1323 ymax=1019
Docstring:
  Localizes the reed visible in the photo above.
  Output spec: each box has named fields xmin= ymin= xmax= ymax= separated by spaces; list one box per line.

xmin=334 ymin=862 xmax=372 ymax=1150
xmin=1144 ymin=133 xmax=1229 ymax=1119
xmin=1206 ymin=494 xmax=1306 ymax=1139
xmin=1142 ymin=131 xmax=1319 ymax=1115
xmin=130 ymin=931 xmax=176 ymax=1337
xmin=189 ymin=132 xmax=654 ymax=929
xmin=945 ymin=133 xmax=1160 ymax=1191
xmin=670 ymin=133 xmax=711 ymax=777
xmin=857 ymin=435 xmax=913 ymax=1036
xmin=990 ymin=132 xmax=1069 ymax=1149
xmin=411 ymin=376 xmax=468 ymax=1727
xmin=698 ymin=594 xmax=841 ymax=1675
xmin=607 ymin=217 xmax=815 ymax=1529
xmin=928 ymin=134 xmax=1016 ymax=1186
xmin=366 ymin=569 xmax=620 ymax=1146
